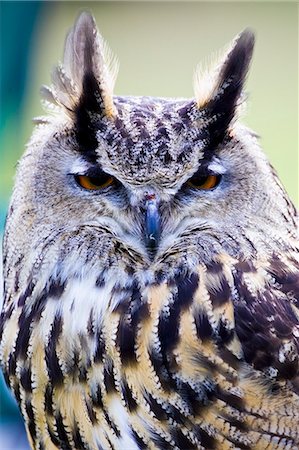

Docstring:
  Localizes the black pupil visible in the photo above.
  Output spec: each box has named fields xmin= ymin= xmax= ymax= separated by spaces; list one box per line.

xmin=89 ymin=174 xmax=111 ymax=186
xmin=189 ymin=174 xmax=210 ymax=186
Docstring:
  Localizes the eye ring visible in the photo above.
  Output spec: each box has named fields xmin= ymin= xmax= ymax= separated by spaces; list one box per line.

xmin=187 ymin=174 xmax=221 ymax=190
xmin=75 ymin=174 xmax=114 ymax=190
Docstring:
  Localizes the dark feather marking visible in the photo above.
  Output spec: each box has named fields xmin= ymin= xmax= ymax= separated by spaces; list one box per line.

xmin=223 ymin=415 xmax=248 ymax=432
xmin=47 ymin=279 xmax=66 ymax=298
xmin=13 ymin=383 xmax=21 ymax=405
xmin=14 ymin=312 xmax=33 ymax=359
xmin=45 ymin=315 xmax=64 ymax=387
xmin=218 ymin=347 xmax=241 ymax=370
xmin=47 ymin=425 xmax=61 ymax=448
xmin=18 ymin=280 xmax=35 ymax=307
xmin=194 ymin=426 xmax=217 ymax=449
xmin=72 ymin=423 xmax=86 ymax=449
xmin=103 ymin=410 xmax=120 ymax=437
xmin=159 ymin=272 xmax=199 ymax=353
xmin=206 ymin=261 xmax=223 ymax=274
xmin=273 ymin=316 xmax=294 ymax=338
xmin=131 ymin=290 xmax=150 ymax=326
xmin=87 ymin=310 xmax=94 ymax=337
xmin=177 ymin=272 xmax=199 ymax=307
xmin=78 ymin=365 xmax=88 ymax=383
xmin=238 ymin=231 xmax=257 ymax=254
xmin=268 ymin=254 xmax=299 ymax=299
xmin=8 ymin=352 xmax=17 ymax=376
xmin=176 ymin=379 xmax=216 ymax=415
xmin=268 ymin=381 xmax=281 ymax=396
xmin=111 ymin=286 xmax=131 ymax=307
xmin=116 ymin=315 xmax=137 ymax=364
xmin=103 ymin=358 xmax=117 ymax=393
xmin=15 ymin=291 xmax=48 ymax=359
xmin=165 ymin=405 xmax=186 ymax=426
xmin=209 ymin=280 xmax=231 ymax=308
xmin=75 ymin=72 xmax=101 ymax=163
xmin=116 ymin=283 xmax=149 ymax=365
xmin=95 ymin=273 xmax=105 ymax=288
xmin=236 ymin=260 xmax=257 ymax=274
xmin=171 ymin=429 xmax=197 ymax=450
xmin=91 ymin=384 xmax=103 ymax=409
xmin=0 ymin=303 xmax=14 ymax=341
xmin=105 ymin=435 xmax=113 ymax=450
xmin=227 ymin=440 xmax=251 ymax=450
xmin=151 ymin=273 xmax=200 ymax=398
xmin=121 ymin=378 xmax=138 ymax=412
xmin=206 ymin=261 xmax=231 ymax=307
xmin=94 ymin=328 xmax=105 ymax=363
xmin=55 ymin=413 xmax=73 ymax=450
xmin=85 ymin=399 xmax=98 ymax=424
xmin=275 ymin=355 xmax=298 ymax=379
xmin=155 ymin=269 xmax=167 ymax=284
xmin=194 ymin=309 xmax=214 ymax=342
xmin=148 ymin=347 xmax=176 ymax=392
xmin=131 ymin=429 xmax=147 ymax=449
xmin=66 ymin=349 xmax=80 ymax=378
xmin=20 ymin=366 xmax=32 ymax=393
xmin=144 ymin=392 xmax=168 ymax=421
xmin=38 ymin=442 xmax=46 ymax=450
xmin=45 ymin=385 xmax=54 ymax=416
xmin=150 ymin=431 xmax=173 ymax=450
xmin=234 ymin=260 xmax=299 ymax=377
xmin=177 ymin=104 xmax=192 ymax=120
xmin=14 ymin=271 xmax=21 ymax=292
xmin=25 ymin=401 xmax=37 ymax=441
xmin=215 ymin=387 xmax=245 ymax=412
xmin=216 ymin=319 xmax=235 ymax=345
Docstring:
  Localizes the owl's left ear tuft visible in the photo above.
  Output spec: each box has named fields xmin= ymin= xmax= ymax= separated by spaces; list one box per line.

xmin=41 ymin=12 xmax=119 ymax=120
xmin=194 ymin=29 xmax=255 ymax=146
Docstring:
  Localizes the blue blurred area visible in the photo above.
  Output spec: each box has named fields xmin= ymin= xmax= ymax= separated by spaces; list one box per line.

xmin=0 ymin=2 xmax=42 ymax=119
xmin=0 ymin=1 xmax=48 ymax=213
xmin=0 ymin=1 xmax=43 ymax=127
xmin=0 ymin=2 xmax=44 ymax=448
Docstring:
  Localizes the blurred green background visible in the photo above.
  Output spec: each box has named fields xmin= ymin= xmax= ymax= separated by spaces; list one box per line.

xmin=0 ymin=1 xmax=298 ymax=448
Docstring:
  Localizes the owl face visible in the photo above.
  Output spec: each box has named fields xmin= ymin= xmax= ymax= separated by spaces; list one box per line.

xmin=5 ymin=13 xmax=292 ymax=284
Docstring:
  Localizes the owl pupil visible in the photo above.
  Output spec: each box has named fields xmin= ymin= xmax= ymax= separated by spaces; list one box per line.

xmin=187 ymin=173 xmax=221 ymax=190
xmin=89 ymin=175 xmax=109 ymax=186
xmin=74 ymin=171 xmax=115 ymax=190
xmin=191 ymin=175 xmax=209 ymax=186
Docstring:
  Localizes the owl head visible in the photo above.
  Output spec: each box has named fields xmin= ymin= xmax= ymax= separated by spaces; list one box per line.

xmin=5 ymin=12 xmax=295 ymax=285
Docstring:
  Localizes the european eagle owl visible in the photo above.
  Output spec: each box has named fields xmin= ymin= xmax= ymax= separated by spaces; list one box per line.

xmin=1 ymin=12 xmax=299 ymax=450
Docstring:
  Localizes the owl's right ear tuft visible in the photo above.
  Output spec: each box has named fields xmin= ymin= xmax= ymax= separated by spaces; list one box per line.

xmin=194 ymin=29 xmax=255 ymax=147
xmin=42 ymin=12 xmax=119 ymax=120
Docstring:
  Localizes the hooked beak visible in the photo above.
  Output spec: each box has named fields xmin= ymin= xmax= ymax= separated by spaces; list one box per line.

xmin=144 ymin=194 xmax=160 ymax=254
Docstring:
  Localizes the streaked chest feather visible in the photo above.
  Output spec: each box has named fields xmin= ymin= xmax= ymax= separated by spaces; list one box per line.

xmin=1 ymin=253 xmax=299 ymax=449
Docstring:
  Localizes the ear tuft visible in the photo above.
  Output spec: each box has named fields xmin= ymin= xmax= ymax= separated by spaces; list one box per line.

xmin=42 ymin=12 xmax=118 ymax=119
xmin=214 ymin=29 xmax=254 ymax=104
xmin=194 ymin=29 xmax=255 ymax=146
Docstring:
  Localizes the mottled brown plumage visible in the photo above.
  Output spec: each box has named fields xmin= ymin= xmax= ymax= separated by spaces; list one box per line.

xmin=1 ymin=12 xmax=298 ymax=450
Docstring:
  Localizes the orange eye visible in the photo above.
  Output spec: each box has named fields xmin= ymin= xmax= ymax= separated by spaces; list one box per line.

xmin=187 ymin=174 xmax=220 ymax=190
xmin=75 ymin=174 xmax=114 ymax=190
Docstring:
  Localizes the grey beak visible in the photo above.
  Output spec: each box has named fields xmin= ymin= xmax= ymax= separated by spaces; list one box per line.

xmin=144 ymin=194 xmax=160 ymax=253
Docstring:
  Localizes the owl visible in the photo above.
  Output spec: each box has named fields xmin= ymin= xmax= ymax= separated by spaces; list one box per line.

xmin=1 ymin=11 xmax=299 ymax=450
